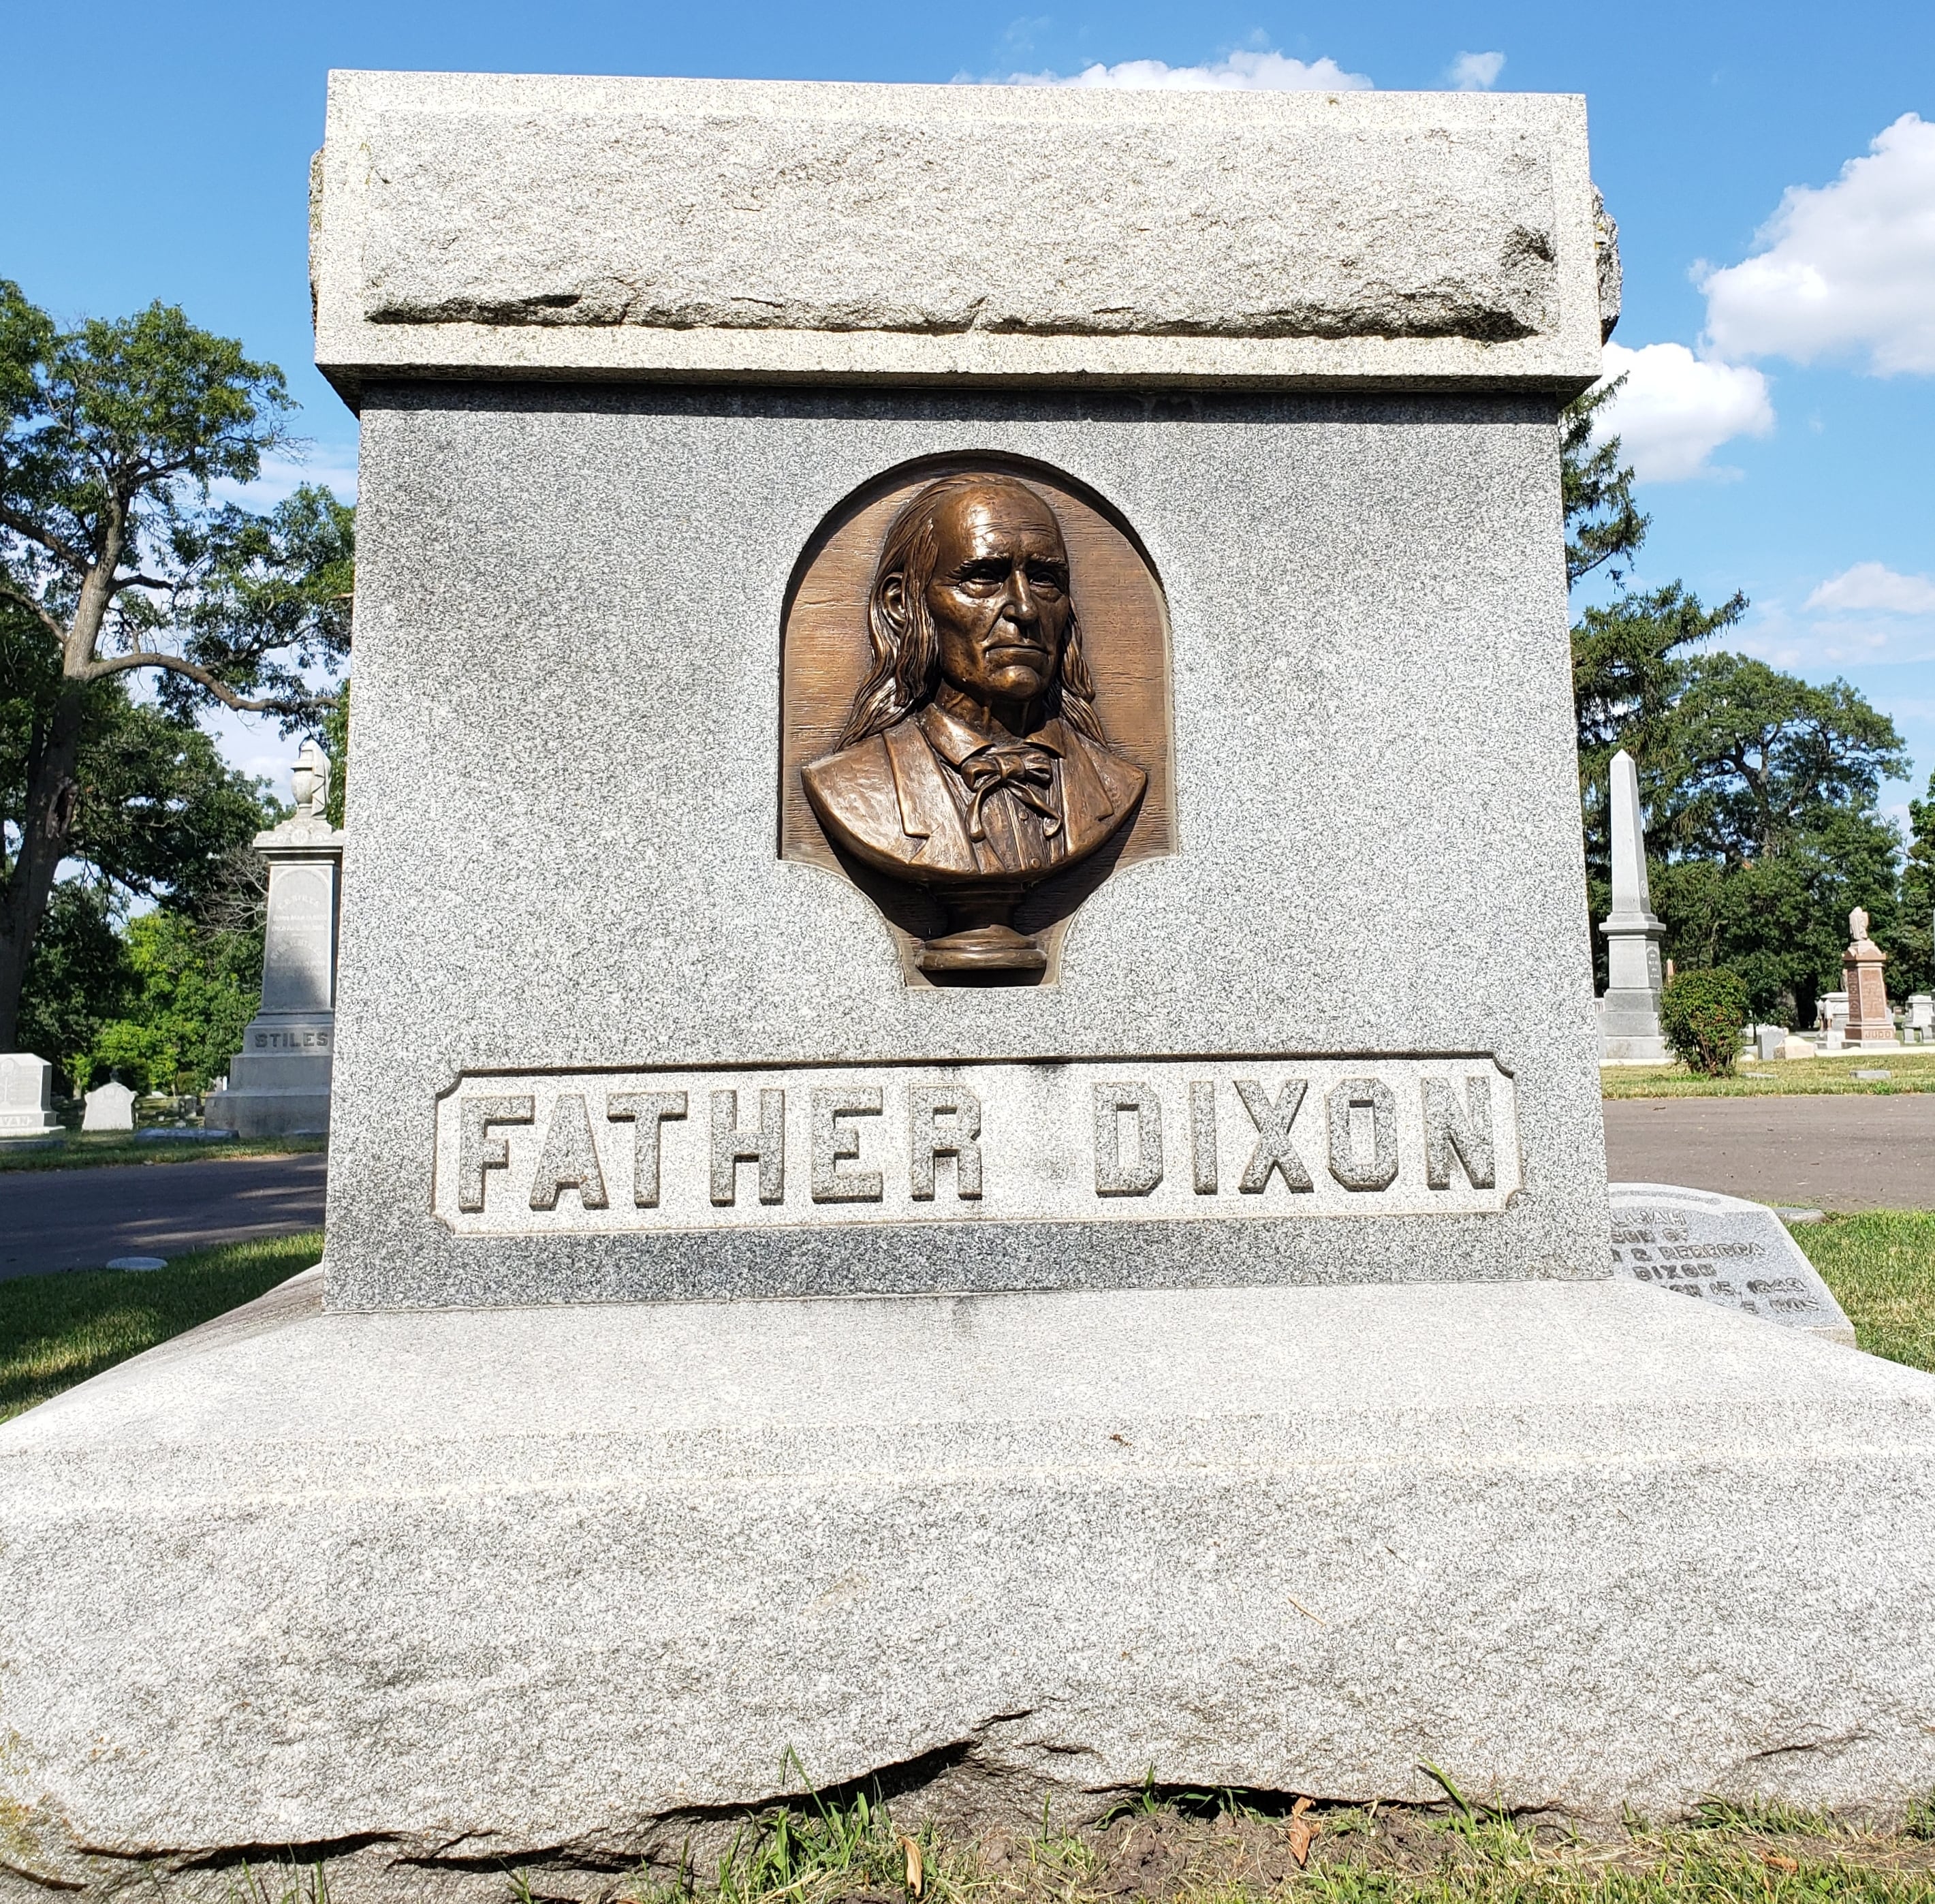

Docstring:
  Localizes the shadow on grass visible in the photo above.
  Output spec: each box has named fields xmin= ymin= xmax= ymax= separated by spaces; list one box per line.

xmin=0 ymin=1231 xmax=324 ymax=1423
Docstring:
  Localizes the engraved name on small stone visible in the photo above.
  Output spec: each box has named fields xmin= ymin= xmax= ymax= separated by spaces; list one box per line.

xmin=434 ymin=1055 xmax=1518 ymax=1234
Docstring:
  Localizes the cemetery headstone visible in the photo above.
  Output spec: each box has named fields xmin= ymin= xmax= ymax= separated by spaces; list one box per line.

xmin=1 ymin=73 xmax=1932 ymax=1890
xmin=1906 ymin=993 xmax=1933 ymax=1044
xmin=1842 ymin=908 xmax=1898 ymax=1048
xmin=1608 ymin=1183 xmax=1855 ymax=1343
xmin=0 ymin=1052 xmax=59 ymax=1137
xmin=1598 ymin=748 xmax=1667 ymax=1061
xmin=1754 ymin=1024 xmax=1784 ymax=1061
xmin=81 ymin=1080 xmax=136 ymax=1132
xmin=204 ymin=740 xmax=345 ymax=1136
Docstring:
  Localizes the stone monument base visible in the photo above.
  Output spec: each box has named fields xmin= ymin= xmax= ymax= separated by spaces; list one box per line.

xmin=3 ymin=1273 xmax=1932 ymax=1899
xmin=198 ymin=1084 xmax=332 ymax=1136
xmin=202 ymin=1023 xmax=333 ymax=1135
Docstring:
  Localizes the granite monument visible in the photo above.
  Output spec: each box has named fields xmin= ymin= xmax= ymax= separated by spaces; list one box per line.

xmin=1 ymin=74 xmax=1932 ymax=1899
xmin=204 ymin=739 xmax=345 ymax=1135
xmin=1597 ymin=748 xmax=1666 ymax=1062
xmin=80 ymin=1079 xmax=136 ymax=1133
xmin=1841 ymin=907 xmax=1899 ymax=1048
xmin=0 ymin=1051 xmax=59 ymax=1138
xmin=1608 ymin=1182 xmax=1855 ymax=1343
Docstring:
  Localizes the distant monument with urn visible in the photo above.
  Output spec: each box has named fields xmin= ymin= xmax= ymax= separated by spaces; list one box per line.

xmin=1840 ymin=906 xmax=1899 ymax=1048
xmin=204 ymin=739 xmax=345 ymax=1135
xmin=1597 ymin=749 xmax=1667 ymax=1061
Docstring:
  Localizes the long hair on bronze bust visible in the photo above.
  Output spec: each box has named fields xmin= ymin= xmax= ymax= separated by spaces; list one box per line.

xmin=837 ymin=473 xmax=1106 ymax=749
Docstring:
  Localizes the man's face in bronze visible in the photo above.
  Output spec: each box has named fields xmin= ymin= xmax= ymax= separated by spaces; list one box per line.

xmin=922 ymin=484 xmax=1071 ymax=721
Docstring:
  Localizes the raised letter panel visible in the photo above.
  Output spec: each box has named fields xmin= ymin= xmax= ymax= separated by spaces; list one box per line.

xmin=433 ymin=1055 xmax=1517 ymax=1236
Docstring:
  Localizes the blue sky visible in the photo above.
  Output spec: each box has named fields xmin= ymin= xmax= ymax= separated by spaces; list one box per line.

xmin=3 ymin=1 xmax=1932 ymax=824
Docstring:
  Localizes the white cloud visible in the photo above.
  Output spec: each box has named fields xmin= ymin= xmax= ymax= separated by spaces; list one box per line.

xmin=1592 ymin=341 xmax=1775 ymax=482
xmin=1701 ymin=112 xmax=1935 ymax=375
xmin=1806 ymin=563 xmax=1935 ymax=616
xmin=1447 ymin=51 xmax=1505 ymax=91
xmin=1002 ymin=49 xmax=1372 ymax=91
xmin=210 ymin=448 xmax=359 ymax=511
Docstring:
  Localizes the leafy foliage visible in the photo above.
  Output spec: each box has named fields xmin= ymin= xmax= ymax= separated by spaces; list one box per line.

xmin=322 ymin=676 xmax=349 ymax=830
xmin=1895 ymin=769 xmax=1935 ymax=997
xmin=12 ymin=881 xmax=129 ymax=1086
xmin=86 ymin=909 xmax=260 ymax=1095
xmin=1562 ymin=390 xmax=1906 ymax=1024
xmin=1659 ymin=967 xmax=1752 ymax=1076
xmin=0 ymin=277 xmax=348 ymax=1047
xmin=1561 ymin=375 xmax=1648 ymax=591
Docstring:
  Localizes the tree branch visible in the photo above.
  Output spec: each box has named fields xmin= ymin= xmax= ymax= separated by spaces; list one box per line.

xmin=78 ymin=649 xmax=340 ymax=713
xmin=0 ymin=575 xmax=67 ymax=644
xmin=0 ymin=501 xmax=89 ymax=573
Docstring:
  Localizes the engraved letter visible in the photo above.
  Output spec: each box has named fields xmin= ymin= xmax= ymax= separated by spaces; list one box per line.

xmin=812 ymin=1087 xmax=884 ymax=1204
xmin=909 ymin=1085 xmax=983 ymax=1201
xmin=458 ymin=1095 xmax=535 ymax=1213
xmin=1233 ymin=1080 xmax=1313 ymax=1193
xmin=606 ymin=1091 xmax=688 ymax=1208
xmin=1327 ymin=1078 xmax=1398 ymax=1191
xmin=1422 ymin=1076 xmax=1496 ymax=1189
xmin=1093 ymin=1084 xmax=1163 ymax=1197
xmin=529 ymin=1093 xmax=610 ymax=1211
xmin=1189 ymin=1080 xmax=1218 ymax=1195
xmin=711 ymin=1088 xmax=786 ymax=1205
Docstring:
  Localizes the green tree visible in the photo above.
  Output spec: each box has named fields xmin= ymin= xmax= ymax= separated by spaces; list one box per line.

xmin=1881 ymin=772 xmax=1935 ymax=1000
xmin=13 ymin=879 xmax=131 ymax=1092
xmin=322 ymin=676 xmax=349 ymax=830
xmin=0 ymin=280 xmax=351 ymax=1050
xmin=1562 ymin=380 xmax=1748 ymax=895
xmin=1648 ymin=658 xmax=1906 ymax=1026
xmin=88 ymin=909 xmax=260 ymax=1095
xmin=1561 ymin=392 xmax=1906 ymax=1025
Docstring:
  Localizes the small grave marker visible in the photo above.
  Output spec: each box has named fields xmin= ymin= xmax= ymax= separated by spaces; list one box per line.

xmin=1609 ymin=1183 xmax=1854 ymax=1343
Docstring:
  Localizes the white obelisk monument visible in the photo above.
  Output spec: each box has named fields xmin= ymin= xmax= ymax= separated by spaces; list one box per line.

xmin=204 ymin=740 xmax=345 ymax=1134
xmin=1599 ymin=749 xmax=1667 ymax=1061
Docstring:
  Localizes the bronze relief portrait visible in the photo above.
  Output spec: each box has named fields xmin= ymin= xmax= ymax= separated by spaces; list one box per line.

xmin=782 ymin=459 xmax=1174 ymax=984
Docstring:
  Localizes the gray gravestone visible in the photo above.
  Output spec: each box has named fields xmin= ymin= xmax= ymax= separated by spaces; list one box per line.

xmin=0 ymin=1051 xmax=59 ymax=1137
xmin=3 ymin=75 xmax=1933 ymax=1888
xmin=1609 ymin=1183 xmax=1855 ymax=1343
xmin=80 ymin=1080 xmax=136 ymax=1133
xmin=315 ymin=76 xmax=1614 ymax=1311
xmin=1598 ymin=749 xmax=1667 ymax=1062
xmin=204 ymin=740 xmax=344 ymax=1136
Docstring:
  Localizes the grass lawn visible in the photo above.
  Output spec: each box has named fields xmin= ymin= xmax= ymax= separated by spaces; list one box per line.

xmin=554 ymin=1783 xmax=1935 ymax=1904
xmin=0 ymin=1129 xmax=327 ymax=1172
xmin=0 ymin=1230 xmax=321 ymax=1424
xmin=1603 ymin=1050 xmax=1935 ymax=1098
xmin=1797 ymin=1211 xmax=1935 ymax=1374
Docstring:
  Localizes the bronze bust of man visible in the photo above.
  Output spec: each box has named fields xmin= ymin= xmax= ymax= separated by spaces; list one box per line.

xmin=803 ymin=473 xmax=1146 ymax=973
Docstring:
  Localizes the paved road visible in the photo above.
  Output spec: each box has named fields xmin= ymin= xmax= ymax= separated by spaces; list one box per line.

xmin=0 ymin=1097 xmax=1924 ymax=1283
xmin=1604 ymin=1095 xmax=1935 ymax=1211
xmin=0 ymin=1153 xmax=328 ymax=1280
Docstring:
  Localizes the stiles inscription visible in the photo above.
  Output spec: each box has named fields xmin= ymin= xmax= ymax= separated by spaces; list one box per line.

xmin=433 ymin=1055 xmax=1519 ymax=1234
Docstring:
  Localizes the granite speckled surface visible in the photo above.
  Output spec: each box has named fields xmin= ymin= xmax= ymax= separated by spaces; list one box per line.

xmin=311 ymin=75 xmax=1607 ymax=399
xmin=2 ymin=1271 xmax=1931 ymax=1894
xmin=326 ymin=386 xmax=1609 ymax=1309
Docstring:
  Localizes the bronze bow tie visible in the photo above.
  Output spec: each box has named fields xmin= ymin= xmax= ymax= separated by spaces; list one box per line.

xmin=958 ymin=743 xmax=1062 ymax=843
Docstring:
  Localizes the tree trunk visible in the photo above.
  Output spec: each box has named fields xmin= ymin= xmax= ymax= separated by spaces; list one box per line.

xmin=0 ymin=685 xmax=86 ymax=1051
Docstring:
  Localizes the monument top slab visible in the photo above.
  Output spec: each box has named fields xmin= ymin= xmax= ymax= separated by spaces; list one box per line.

xmin=312 ymin=72 xmax=1610 ymax=403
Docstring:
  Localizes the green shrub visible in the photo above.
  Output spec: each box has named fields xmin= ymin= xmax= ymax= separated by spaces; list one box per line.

xmin=1660 ymin=967 xmax=1752 ymax=1076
